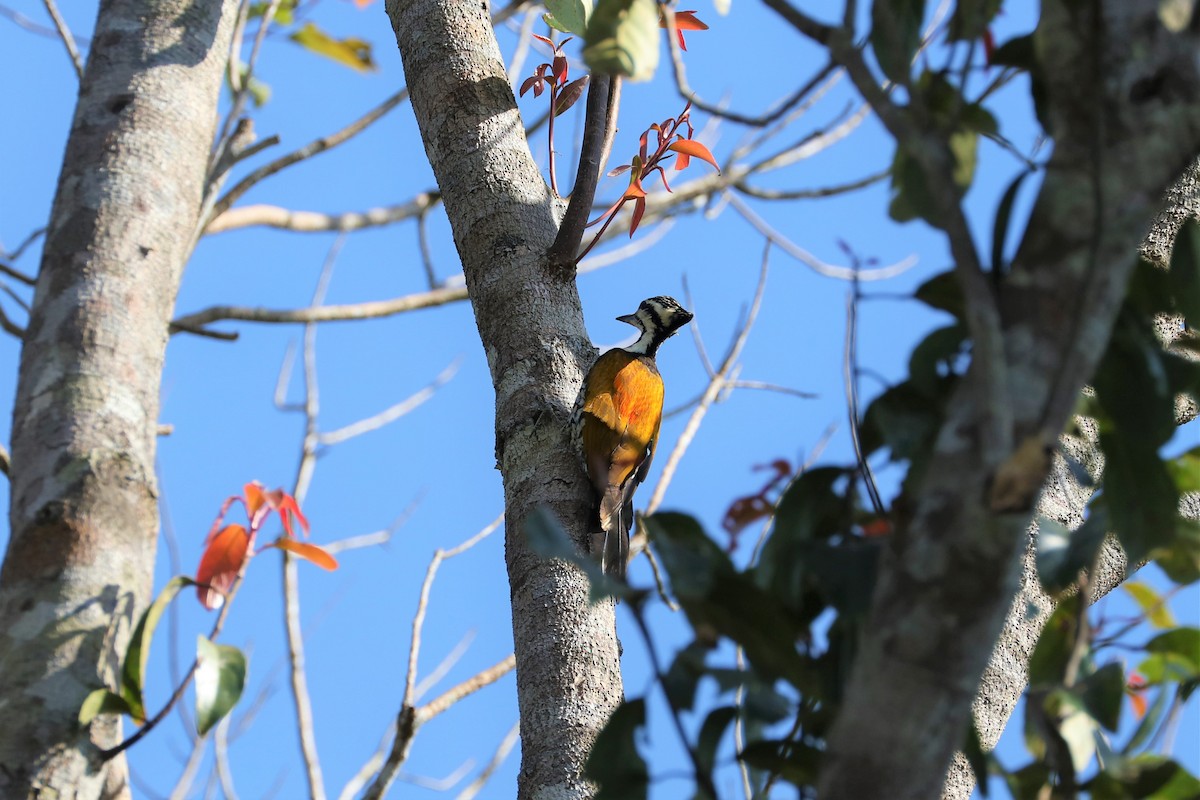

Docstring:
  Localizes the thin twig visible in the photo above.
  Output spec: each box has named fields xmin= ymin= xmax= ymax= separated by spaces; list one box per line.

xmin=361 ymin=655 xmax=516 ymax=800
xmin=170 ymin=283 xmax=467 ymax=334
xmin=0 ymin=226 xmax=45 ymax=264
xmin=644 ymin=249 xmax=771 ymax=518
xmin=214 ymin=715 xmax=239 ymax=800
xmin=405 ymin=516 xmax=504 ymax=707
xmin=455 ymin=722 xmax=520 ymax=800
xmin=844 ymin=271 xmax=884 ymax=516
xmin=413 ymin=630 xmax=476 ymax=702
xmin=209 ymin=88 xmax=411 ymax=222
xmin=280 ymin=237 xmax=345 ymax=800
xmin=318 ymin=358 xmax=461 ymax=446
xmin=206 ymin=193 xmax=439 ymax=235
xmin=737 ymin=168 xmax=888 ymax=201
xmin=549 ymin=74 xmax=621 ymax=264
xmin=41 ymin=0 xmax=82 ymax=78
xmin=727 ymin=193 xmax=917 ymax=281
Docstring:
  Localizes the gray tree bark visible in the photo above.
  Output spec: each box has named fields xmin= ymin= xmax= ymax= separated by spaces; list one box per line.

xmin=942 ymin=160 xmax=1200 ymax=799
xmin=819 ymin=4 xmax=1200 ymax=798
xmin=0 ymin=0 xmax=238 ymax=796
xmin=384 ymin=1 xmax=624 ymax=797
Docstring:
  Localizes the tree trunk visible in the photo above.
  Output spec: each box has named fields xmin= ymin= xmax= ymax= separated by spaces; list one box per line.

xmin=942 ymin=160 xmax=1200 ymax=799
xmin=383 ymin=1 xmax=624 ymax=797
xmin=819 ymin=3 xmax=1200 ymax=798
xmin=0 ymin=1 xmax=237 ymax=795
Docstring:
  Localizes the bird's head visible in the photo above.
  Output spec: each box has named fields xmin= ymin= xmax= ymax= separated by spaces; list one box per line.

xmin=618 ymin=296 xmax=694 ymax=356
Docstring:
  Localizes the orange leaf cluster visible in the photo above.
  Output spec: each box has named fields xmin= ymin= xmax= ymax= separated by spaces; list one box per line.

xmin=194 ymin=482 xmax=336 ymax=610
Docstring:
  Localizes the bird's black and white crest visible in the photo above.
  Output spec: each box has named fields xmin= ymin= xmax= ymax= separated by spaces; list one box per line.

xmin=620 ymin=296 xmax=693 ymax=356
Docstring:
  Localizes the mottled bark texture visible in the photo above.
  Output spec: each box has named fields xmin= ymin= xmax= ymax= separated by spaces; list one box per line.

xmin=818 ymin=4 xmax=1200 ymax=799
xmin=0 ymin=0 xmax=238 ymax=796
xmin=383 ymin=1 xmax=623 ymax=798
xmin=942 ymin=160 xmax=1200 ymax=799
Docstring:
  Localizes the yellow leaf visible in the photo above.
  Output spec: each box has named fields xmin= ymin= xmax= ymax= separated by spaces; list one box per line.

xmin=290 ymin=22 xmax=377 ymax=73
xmin=1123 ymin=581 xmax=1176 ymax=629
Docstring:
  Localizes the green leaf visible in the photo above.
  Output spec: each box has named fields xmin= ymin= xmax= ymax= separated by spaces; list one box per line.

xmin=1156 ymin=518 xmax=1200 ymax=585
xmin=122 ymin=576 xmax=195 ymax=722
xmin=647 ymin=517 xmax=815 ymax=685
xmin=695 ymin=706 xmax=737 ymax=783
xmin=1122 ymin=685 xmax=1170 ymax=754
xmin=1123 ymin=581 xmax=1177 ymax=629
xmin=1169 ymin=218 xmax=1200 ymax=330
xmin=586 ymin=698 xmax=649 ymax=800
xmin=289 ymin=22 xmax=377 ymax=72
xmin=1076 ymin=662 xmax=1125 ymax=732
xmin=963 ymin=717 xmax=990 ymax=795
xmin=79 ymin=688 xmax=133 ymax=727
xmin=948 ymin=128 xmax=980 ymax=190
xmin=1057 ymin=702 xmax=1098 ymax=774
xmin=663 ymin=642 xmax=707 ymax=712
xmin=991 ymin=169 xmax=1032 ymax=273
xmin=1029 ymin=595 xmax=1080 ymax=687
xmin=1100 ymin=432 xmax=1180 ymax=564
xmin=914 ymin=269 xmax=965 ymax=320
xmin=1094 ymin=310 xmax=1177 ymax=447
xmin=1004 ymin=762 xmax=1052 ymax=800
xmin=990 ymin=33 xmax=1034 ymax=70
xmin=195 ymin=636 xmax=247 ymax=736
xmin=1036 ymin=510 xmax=1108 ymax=595
xmin=870 ymin=0 xmax=925 ymax=84
xmin=1166 ymin=446 xmax=1200 ymax=494
xmin=739 ymin=739 xmax=821 ymax=787
xmin=544 ymin=0 xmax=593 ymax=35
xmin=583 ymin=0 xmax=659 ymax=81
xmin=1144 ymin=628 xmax=1200 ymax=676
xmin=907 ymin=323 xmax=967 ymax=396
xmin=249 ymin=0 xmax=296 ymax=24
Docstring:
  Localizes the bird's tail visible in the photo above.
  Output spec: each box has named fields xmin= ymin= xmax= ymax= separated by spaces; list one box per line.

xmin=597 ymin=486 xmax=630 ymax=579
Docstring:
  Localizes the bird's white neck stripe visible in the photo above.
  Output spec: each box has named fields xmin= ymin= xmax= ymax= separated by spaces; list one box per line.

xmin=624 ymin=327 xmax=656 ymax=355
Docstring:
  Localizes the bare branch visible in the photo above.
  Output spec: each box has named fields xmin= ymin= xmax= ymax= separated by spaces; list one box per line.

xmin=0 ymin=261 xmax=36 ymax=286
xmin=209 ymin=88 xmax=411 ymax=222
xmin=280 ymin=238 xmax=344 ymax=800
xmin=206 ymin=193 xmax=440 ymax=235
xmin=413 ymin=630 xmax=476 ymax=701
xmin=214 ymin=716 xmax=239 ymax=800
xmin=40 ymin=0 xmax=81 ymax=78
xmin=415 ymin=654 xmax=516 ymax=722
xmin=727 ymin=193 xmax=918 ymax=280
xmin=549 ymin=75 xmax=622 ymax=264
xmin=405 ymin=515 xmax=504 ymax=707
xmin=318 ymin=358 xmax=461 ymax=446
xmin=737 ymin=168 xmax=887 ymax=200
xmin=170 ymin=283 xmax=467 ymax=334
xmin=664 ymin=10 xmax=835 ymax=128
xmin=456 ymin=722 xmax=520 ymax=800
xmin=0 ymin=226 xmax=46 ymax=264
xmin=643 ymin=246 xmax=771 ymax=520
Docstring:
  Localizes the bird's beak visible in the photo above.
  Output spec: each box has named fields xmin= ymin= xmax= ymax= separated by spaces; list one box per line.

xmin=616 ymin=313 xmax=639 ymax=327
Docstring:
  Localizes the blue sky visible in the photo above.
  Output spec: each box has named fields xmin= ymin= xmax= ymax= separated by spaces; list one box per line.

xmin=1 ymin=1 xmax=1196 ymax=798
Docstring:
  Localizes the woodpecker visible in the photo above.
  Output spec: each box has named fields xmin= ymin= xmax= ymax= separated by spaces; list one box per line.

xmin=571 ymin=296 xmax=694 ymax=579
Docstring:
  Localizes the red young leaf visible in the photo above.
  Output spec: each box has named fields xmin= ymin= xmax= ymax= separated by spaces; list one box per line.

xmin=673 ymin=10 xmax=709 ymax=30
xmin=520 ymin=75 xmax=539 ymax=97
xmin=668 ymin=139 xmax=720 ymax=173
xmin=532 ymin=33 xmax=554 ymax=47
xmin=674 ymin=150 xmax=691 ymax=171
xmin=1127 ymin=672 xmax=1148 ymax=719
xmin=554 ymin=76 xmax=590 ymax=117
xmin=272 ymin=538 xmax=339 ymax=571
xmin=861 ymin=518 xmax=892 ymax=538
xmin=196 ymin=524 xmax=251 ymax=610
xmin=629 ymin=196 xmax=647 ymax=237
xmin=552 ymin=54 xmax=569 ymax=85
xmin=983 ymin=28 xmax=996 ymax=66
xmin=608 ymin=164 xmax=633 ymax=177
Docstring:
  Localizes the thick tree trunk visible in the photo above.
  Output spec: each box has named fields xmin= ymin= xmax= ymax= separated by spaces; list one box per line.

xmin=942 ymin=160 xmax=1200 ymax=799
xmin=383 ymin=1 xmax=624 ymax=797
xmin=0 ymin=1 xmax=237 ymax=795
xmin=819 ymin=4 xmax=1200 ymax=798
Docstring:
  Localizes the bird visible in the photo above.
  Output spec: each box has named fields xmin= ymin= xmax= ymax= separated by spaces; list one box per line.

xmin=571 ymin=296 xmax=694 ymax=579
